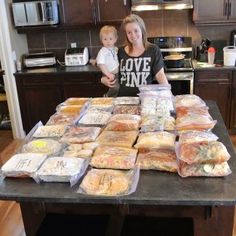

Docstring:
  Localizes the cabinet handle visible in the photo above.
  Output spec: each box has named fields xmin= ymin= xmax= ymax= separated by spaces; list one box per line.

xmin=197 ymin=79 xmax=230 ymax=83
xmin=91 ymin=0 xmax=96 ymax=24
xmin=124 ymin=0 xmax=127 ymax=5
xmin=223 ymin=2 xmax=226 ymax=16
xmin=96 ymin=0 xmax=100 ymax=23
xmin=229 ymin=1 xmax=231 ymax=16
xmin=225 ymin=2 xmax=228 ymax=16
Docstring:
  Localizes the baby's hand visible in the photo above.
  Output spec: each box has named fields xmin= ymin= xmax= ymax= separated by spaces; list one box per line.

xmin=107 ymin=73 xmax=115 ymax=81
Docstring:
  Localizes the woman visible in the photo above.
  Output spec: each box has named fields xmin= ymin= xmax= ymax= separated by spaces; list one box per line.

xmin=101 ymin=14 xmax=169 ymax=96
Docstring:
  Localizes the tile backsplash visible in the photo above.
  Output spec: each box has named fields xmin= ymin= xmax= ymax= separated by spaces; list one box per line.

xmin=26 ymin=10 xmax=236 ymax=61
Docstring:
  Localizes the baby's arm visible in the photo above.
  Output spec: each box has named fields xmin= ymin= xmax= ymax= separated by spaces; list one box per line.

xmin=98 ymin=64 xmax=115 ymax=81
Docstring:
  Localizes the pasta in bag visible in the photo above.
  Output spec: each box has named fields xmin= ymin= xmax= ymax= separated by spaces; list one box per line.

xmin=178 ymin=141 xmax=231 ymax=164
xmin=91 ymin=145 xmax=137 ymax=169
xmin=178 ymin=160 xmax=232 ymax=177
xmin=33 ymin=125 xmax=67 ymax=138
xmin=136 ymin=149 xmax=177 ymax=172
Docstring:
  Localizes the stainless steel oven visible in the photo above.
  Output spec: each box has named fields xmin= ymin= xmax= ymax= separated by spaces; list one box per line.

xmin=148 ymin=36 xmax=194 ymax=95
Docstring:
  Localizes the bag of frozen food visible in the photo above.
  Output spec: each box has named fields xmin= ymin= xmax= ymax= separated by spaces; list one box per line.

xmin=175 ymin=114 xmax=217 ymax=131
xmin=140 ymin=96 xmax=157 ymax=116
xmin=114 ymin=96 xmax=140 ymax=105
xmin=78 ymin=167 xmax=140 ymax=196
xmin=139 ymin=84 xmax=172 ymax=93
xmin=140 ymin=115 xmax=165 ymax=132
xmin=91 ymin=145 xmax=137 ymax=169
xmin=96 ymin=130 xmax=139 ymax=148
xmin=175 ymin=94 xmax=206 ymax=108
xmin=177 ymin=141 xmax=231 ymax=164
xmin=46 ymin=113 xmax=77 ymax=126
xmin=86 ymin=105 xmax=114 ymax=113
xmin=113 ymin=105 xmax=140 ymax=115
xmin=178 ymin=160 xmax=232 ymax=177
xmin=60 ymin=126 xmax=101 ymax=144
xmin=64 ymin=97 xmax=90 ymax=106
xmin=176 ymin=106 xmax=210 ymax=117
xmin=134 ymin=131 xmax=176 ymax=151
xmin=164 ymin=116 xmax=176 ymax=131
xmin=1 ymin=153 xmax=47 ymax=178
xmin=35 ymin=156 xmax=89 ymax=186
xmin=136 ymin=149 xmax=177 ymax=172
xmin=105 ymin=114 xmax=141 ymax=131
xmin=22 ymin=139 xmax=63 ymax=155
xmin=57 ymin=105 xmax=84 ymax=115
xmin=77 ymin=111 xmax=111 ymax=126
xmin=33 ymin=125 xmax=67 ymax=138
xmin=179 ymin=131 xmax=218 ymax=144
xmin=90 ymin=97 xmax=114 ymax=106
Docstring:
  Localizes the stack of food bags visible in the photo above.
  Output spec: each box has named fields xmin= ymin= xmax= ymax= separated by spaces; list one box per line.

xmin=78 ymin=97 xmax=140 ymax=196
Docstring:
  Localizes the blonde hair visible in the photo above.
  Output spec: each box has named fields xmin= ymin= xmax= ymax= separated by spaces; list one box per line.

xmin=122 ymin=14 xmax=149 ymax=53
xmin=99 ymin=25 xmax=118 ymax=41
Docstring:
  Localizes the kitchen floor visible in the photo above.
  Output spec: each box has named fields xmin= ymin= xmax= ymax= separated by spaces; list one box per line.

xmin=0 ymin=136 xmax=236 ymax=236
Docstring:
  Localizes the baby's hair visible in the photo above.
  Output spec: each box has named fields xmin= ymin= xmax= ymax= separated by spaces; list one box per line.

xmin=99 ymin=25 xmax=118 ymax=41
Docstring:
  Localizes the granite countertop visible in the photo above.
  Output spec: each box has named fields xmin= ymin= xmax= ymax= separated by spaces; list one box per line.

xmin=15 ymin=64 xmax=101 ymax=75
xmin=193 ymin=60 xmax=236 ymax=71
xmin=0 ymin=101 xmax=236 ymax=206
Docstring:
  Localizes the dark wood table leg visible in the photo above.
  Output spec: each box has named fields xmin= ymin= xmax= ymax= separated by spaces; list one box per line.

xmin=20 ymin=202 xmax=46 ymax=236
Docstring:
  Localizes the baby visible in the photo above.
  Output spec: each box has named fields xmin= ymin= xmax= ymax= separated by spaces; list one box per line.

xmin=96 ymin=25 xmax=119 ymax=97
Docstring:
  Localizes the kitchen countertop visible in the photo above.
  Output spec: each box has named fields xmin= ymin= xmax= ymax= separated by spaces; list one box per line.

xmin=193 ymin=60 xmax=236 ymax=70
xmin=0 ymin=101 xmax=235 ymax=206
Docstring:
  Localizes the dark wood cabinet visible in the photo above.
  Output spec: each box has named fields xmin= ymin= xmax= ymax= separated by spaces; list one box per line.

xmin=193 ymin=0 xmax=236 ymax=25
xmin=230 ymin=71 xmax=236 ymax=133
xmin=15 ymin=71 xmax=107 ymax=133
xmin=15 ymin=74 xmax=63 ymax=133
xmin=63 ymin=72 xmax=107 ymax=98
xmin=194 ymin=69 xmax=232 ymax=129
xmin=60 ymin=0 xmax=131 ymax=26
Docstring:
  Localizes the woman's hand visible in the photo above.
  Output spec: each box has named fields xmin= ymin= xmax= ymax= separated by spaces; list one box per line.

xmin=101 ymin=76 xmax=117 ymax=87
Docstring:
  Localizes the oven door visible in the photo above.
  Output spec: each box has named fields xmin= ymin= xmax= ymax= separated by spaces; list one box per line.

xmin=166 ymin=72 xmax=194 ymax=95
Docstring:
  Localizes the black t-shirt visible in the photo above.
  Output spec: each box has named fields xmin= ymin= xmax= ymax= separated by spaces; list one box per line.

xmin=117 ymin=43 xmax=164 ymax=96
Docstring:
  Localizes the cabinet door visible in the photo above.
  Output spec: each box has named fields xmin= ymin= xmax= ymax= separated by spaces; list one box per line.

xmin=194 ymin=70 xmax=232 ymax=128
xmin=96 ymin=0 xmax=131 ymax=23
xmin=193 ymin=0 xmax=228 ymax=24
xmin=15 ymin=75 xmax=63 ymax=134
xmin=230 ymin=72 xmax=236 ymax=132
xmin=228 ymin=0 xmax=236 ymax=21
xmin=63 ymin=73 xmax=108 ymax=98
xmin=60 ymin=0 xmax=95 ymax=25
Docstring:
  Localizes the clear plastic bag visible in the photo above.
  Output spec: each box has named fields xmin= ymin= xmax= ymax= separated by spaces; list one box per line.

xmin=178 ymin=160 xmax=232 ymax=177
xmin=114 ymin=96 xmax=140 ymax=105
xmin=1 ymin=153 xmax=47 ymax=178
xmin=113 ymin=105 xmax=140 ymax=115
xmin=136 ymin=149 xmax=177 ymax=172
xmin=78 ymin=167 xmax=140 ymax=196
xmin=60 ymin=126 xmax=101 ymax=144
xmin=175 ymin=94 xmax=206 ymax=108
xmin=35 ymin=156 xmax=89 ymax=186
xmin=90 ymin=145 xmax=138 ymax=169
xmin=33 ymin=125 xmax=67 ymax=138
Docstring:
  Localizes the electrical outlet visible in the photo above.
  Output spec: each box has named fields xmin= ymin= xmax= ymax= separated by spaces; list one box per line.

xmin=71 ymin=42 xmax=77 ymax=48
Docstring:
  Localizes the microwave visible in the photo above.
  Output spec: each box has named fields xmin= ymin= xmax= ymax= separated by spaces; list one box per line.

xmin=12 ymin=1 xmax=59 ymax=27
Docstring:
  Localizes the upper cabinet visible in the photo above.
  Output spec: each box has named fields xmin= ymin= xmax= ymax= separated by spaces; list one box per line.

xmin=60 ymin=0 xmax=131 ymax=26
xmin=193 ymin=0 xmax=236 ymax=25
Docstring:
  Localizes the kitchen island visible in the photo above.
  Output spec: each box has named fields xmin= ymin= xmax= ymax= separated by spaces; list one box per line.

xmin=0 ymin=101 xmax=236 ymax=236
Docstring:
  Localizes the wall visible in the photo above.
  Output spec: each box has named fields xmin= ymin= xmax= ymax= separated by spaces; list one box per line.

xmin=25 ymin=9 xmax=236 ymax=61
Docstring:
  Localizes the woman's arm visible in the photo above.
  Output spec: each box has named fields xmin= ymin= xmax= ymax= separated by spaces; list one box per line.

xmin=155 ymin=68 xmax=169 ymax=85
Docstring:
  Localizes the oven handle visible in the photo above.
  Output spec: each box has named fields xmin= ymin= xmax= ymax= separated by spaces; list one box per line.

xmin=166 ymin=73 xmax=194 ymax=81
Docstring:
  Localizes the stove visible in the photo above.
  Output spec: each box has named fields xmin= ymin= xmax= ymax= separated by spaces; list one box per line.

xmin=148 ymin=36 xmax=194 ymax=95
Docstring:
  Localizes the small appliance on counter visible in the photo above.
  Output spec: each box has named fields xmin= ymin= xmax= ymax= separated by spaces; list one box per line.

xmin=65 ymin=47 xmax=89 ymax=66
xmin=196 ymin=38 xmax=211 ymax=62
xmin=23 ymin=52 xmax=56 ymax=68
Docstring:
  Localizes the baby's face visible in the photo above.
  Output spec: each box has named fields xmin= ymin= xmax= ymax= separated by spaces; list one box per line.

xmin=101 ymin=32 xmax=117 ymax=48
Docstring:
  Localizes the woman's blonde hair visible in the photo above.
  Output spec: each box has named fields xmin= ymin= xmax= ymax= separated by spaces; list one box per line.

xmin=122 ymin=14 xmax=149 ymax=53
xmin=99 ymin=25 xmax=118 ymax=41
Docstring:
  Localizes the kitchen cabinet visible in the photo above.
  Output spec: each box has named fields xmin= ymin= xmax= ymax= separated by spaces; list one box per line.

xmin=60 ymin=0 xmax=131 ymax=26
xmin=15 ymin=74 xmax=63 ymax=133
xmin=193 ymin=0 xmax=236 ymax=25
xmin=194 ymin=69 xmax=232 ymax=130
xmin=230 ymin=71 xmax=236 ymax=133
xmin=15 ymin=71 xmax=107 ymax=133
